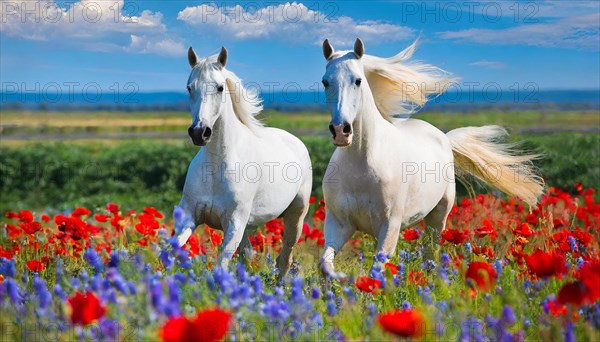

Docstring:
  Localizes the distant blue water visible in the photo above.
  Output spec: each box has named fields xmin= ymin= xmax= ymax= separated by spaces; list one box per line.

xmin=1 ymin=89 xmax=598 ymax=112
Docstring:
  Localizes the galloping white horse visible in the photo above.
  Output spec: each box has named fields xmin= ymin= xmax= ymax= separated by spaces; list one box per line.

xmin=176 ymin=47 xmax=312 ymax=278
xmin=319 ymin=38 xmax=544 ymax=277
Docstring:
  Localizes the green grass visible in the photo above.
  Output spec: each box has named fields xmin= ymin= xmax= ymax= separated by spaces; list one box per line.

xmin=0 ymin=132 xmax=598 ymax=214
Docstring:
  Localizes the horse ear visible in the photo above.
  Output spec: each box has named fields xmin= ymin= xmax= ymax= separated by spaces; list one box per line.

xmin=322 ymin=39 xmax=334 ymax=60
xmin=353 ymin=38 xmax=364 ymax=59
xmin=217 ymin=46 xmax=228 ymax=68
xmin=188 ymin=47 xmax=199 ymax=68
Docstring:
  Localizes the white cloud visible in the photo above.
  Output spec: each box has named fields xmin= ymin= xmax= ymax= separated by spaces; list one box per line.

xmin=0 ymin=0 xmax=184 ymax=56
xmin=469 ymin=60 xmax=505 ymax=69
xmin=126 ymin=35 xmax=185 ymax=57
xmin=177 ymin=2 xmax=414 ymax=46
xmin=438 ymin=11 xmax=600 ymax=51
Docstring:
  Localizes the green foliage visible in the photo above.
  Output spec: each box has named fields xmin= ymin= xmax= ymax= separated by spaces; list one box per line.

xmin=0 ymin=133 xmax=597 ymax=213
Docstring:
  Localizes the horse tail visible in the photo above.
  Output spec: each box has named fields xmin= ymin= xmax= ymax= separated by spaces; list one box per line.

xmin=446 ymin=125 xmax=544 ymax=207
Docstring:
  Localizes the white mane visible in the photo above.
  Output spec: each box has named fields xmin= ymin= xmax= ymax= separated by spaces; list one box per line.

xmin=361 ymin=40 xmax=457 ymax=121
xmin=197 ymin=54 xmax=264 ymax=130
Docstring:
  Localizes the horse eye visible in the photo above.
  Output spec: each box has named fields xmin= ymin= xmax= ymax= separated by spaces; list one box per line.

xmin=217 ymin=85 xmax=224 ymax=92
xmin=186 ymin=85 xmax=192 ymax=93
xmin=355 ymin=78 xmax=362 ymax=86
xmin=322 ymin=80 xmax=329 ymax=88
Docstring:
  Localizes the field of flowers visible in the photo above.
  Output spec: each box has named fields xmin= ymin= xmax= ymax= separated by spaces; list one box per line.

xmin=1 ymin=184 xmax=599 ymax=341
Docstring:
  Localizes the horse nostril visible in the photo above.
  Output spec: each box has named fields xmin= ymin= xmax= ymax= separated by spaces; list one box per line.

xmin=328 ymin=124 xmax=336 ymax=138
xmin=342 ymin=123 xmax=352 ymax=134
xmin=188 ymin=126 xmax=194 ymax=138
xmin=202 ymin=127 xmax=212 ymax=139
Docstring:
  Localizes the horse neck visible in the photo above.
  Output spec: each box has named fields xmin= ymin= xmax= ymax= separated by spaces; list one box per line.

xmin=349 ymin=86 xmax=388 ymax=153
xmin=203 ymin=96 xmax=249 ymax=158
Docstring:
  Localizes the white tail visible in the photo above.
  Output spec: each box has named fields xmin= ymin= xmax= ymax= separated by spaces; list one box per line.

xmin=447 ymin=125 xmax=544 ymax=207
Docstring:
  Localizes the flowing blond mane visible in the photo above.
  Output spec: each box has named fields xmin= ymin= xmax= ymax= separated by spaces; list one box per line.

xmin=362 ymin=40 xmax=457 ymax=121
xmin=197 ymin=54 xmax=264 ymax=130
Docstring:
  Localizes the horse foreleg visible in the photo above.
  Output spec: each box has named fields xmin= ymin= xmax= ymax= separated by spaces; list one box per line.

xmin=218 ymin=213 xmax=250 ymax=269
xmin=320 ymin=211 xmax=355 ymax=279
xmin=176 ymin=200 xmax=197 ymax=247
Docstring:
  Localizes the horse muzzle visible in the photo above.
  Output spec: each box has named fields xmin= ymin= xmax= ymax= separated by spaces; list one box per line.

xmin=188 ymin=124 xmax=212 ymax=146
xmin=328 ymin=122 xmax=353 ymax=147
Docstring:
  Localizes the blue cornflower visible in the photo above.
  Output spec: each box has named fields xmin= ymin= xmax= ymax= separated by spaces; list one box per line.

xmin=502 ymin=305 xmax=516 ymax=325
xmin=402 ymin=300 xmax=412 ymax=310
xmin=99 ymin=319 xmax=119 ymax=340
xmin=107 ymin=268 xmax=128 ymax=294
xmin=441 ymin=252 xmax=451 ymax=266
xmin=311 ymin=287 xmax=320 ymax=299
xmin=0 ymin=258 xmax=16 ymax=278
xmin=465 ymin=242 xmax=473 ymax=254
xmin=173 ymin=206 xmax=193 ymax=234
xmin=343 ymin=287 xmax=356 ymax=305
xmin=33 ymin=275 xmax=52 ymax=310
xmin=564 ymin=321 xmax=575 ymax=342
xmin=567 ymin=236 xmax=578 ymax=252
xmin=127 ymin=281 xmax=137 ymax=295
xmin=326 ymin=300 xmax=337 ymax=316
xmin=83 ymin=248 xmax=104 ymax=273
xmin=5 ymin=278 xmax=24 ymax=308
xmin=53 ymin=284 xmax=67 ymax=301
xmin=159 ymin=250 xmax=173 ymax=271
xmin=374 ymin=252 xmax=389 ymax=263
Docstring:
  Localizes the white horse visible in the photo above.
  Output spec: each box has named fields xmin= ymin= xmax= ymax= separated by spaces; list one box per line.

xmin=176 ymin=46 xmax=312 ymax=278
xmin=319 ymin=38 xmax=544 ymax=277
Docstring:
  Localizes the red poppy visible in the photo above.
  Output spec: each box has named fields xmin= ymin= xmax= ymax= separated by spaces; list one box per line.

xmin=525 ymin=213 xmax=539 ymax=225
xmin=384 ymin=263 xmax=398 ymax=275
xmin=579 ymin=259 xmax=600 ymax=302
xmin=309 ymin=196 xmax=316 ymax=204
xmin=135 ymin=213 xmax=159 ymax=235
xmin=355 ymin=276 xmax=382 ymax=294
xmin=465 ymin=262 xmax=497 ymax=291
xmin=94 ymin=214 xmax=110 ymax=222
xmin=144 ymin=207 xmax=164 ymax=219
xmin=314 ymin=200 xmax=326 ymax=222
xmin=4 ymin=212 xmax=18 ymax=219
xmin=21 ymin=221 xmax=42 ymax=235
xmin=68 ymin=291 xmax=106 ymax=326
xmin=106 ymin=203 xmax=119 ymax=215
xmin=441 ymin=229 xmax=469 ymax=245
xmin=525 ymin=250 xmax=567 ymax=278
xmin=5 ymin=224 xmax=20 ymax=238
xmin=402 ymin=229 xmax=421 ymax=241
xmin=41 ymin=214 xmax=51 ymax=223
xmin=26 ymin=260 xmax=45 ymax=272
xmin=160 ymin=308 xmax=231 ymax=342
xmin=474 ymin=220 xmax=497 ymax=241
xmin=18 ymin=210 xmax=34 ymax=223
xmin=301 ymin=223 xmax=325 ymax=246
xmin=71 ymin=207 xmax=91 ymax=217
xmin=557 ymin=281 xmax=588 ymax=306
xmin=473 ymin=245 xmax=495 ymax=258
xmin=546 ymin=300 xmax=567 ymax=316
xmin=0 ymin=246 xmax=14 ymax=259
xmin=513 ymin=223 xmax=535 ymax=238
xmin=408 ymin=271 xmax=426 ymax=285
xmin=378 ymin=309 xmax=425 ymax=338
xmin=249 ymin=232 xmax=265 ymax=253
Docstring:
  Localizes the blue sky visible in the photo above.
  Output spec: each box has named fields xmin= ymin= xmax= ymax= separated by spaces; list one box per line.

xmin=1 ymin=1 xmax=599 ymax=93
